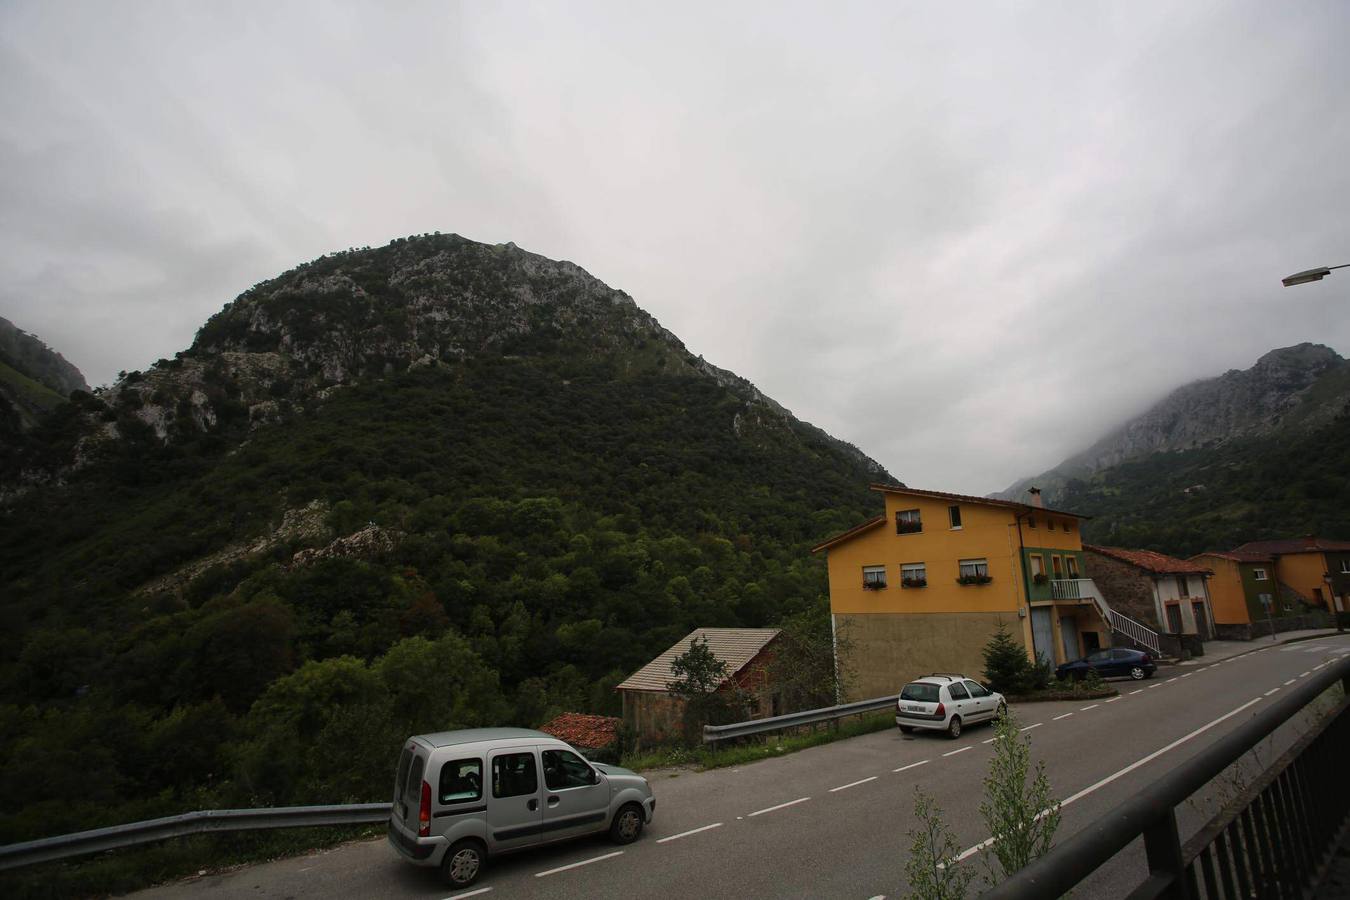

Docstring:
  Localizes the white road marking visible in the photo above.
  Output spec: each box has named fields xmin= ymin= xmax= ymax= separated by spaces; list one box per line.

xmin=1130 ymin=689 xmax=1144 ymax=695
xmin=1181 ymin=673 xmax=1193 ymax=678
xmin=1301 ymin=671 xmax=1313 ymax=678
xmin=1105 ymin=697 xmax=1122 ymax=703
xmin=1166 ymin=677 xmax=1178 ymax=683
xmin=1053 ymin=713 xmax=1073 ymax=721
xmin=1081 ymin=704 xmax=1099 ymax=711
xmin=894 ymin=759 xmax=930 ymax=773
xmin=1021 ymin=723 xmax=1043 ymax=732
xmin=1149 ymin=684 xmax=1162 ymax=689
xmin=656 ymin=822 xmax=723 ymax=843
xmin=982 ymin=738 xmax=996 ymax=744
xmin=443 ymin=888 xmax=493 ymax=900
xmin=830 ymin=776 xmax=878 ymax=792
xmin=1284 ymin=679 xmax=1297 ymax=686
xmin=943 ymin=746 xmax=972 ymax=757
xmin=747 ymin=797 xmax=811 ymax=817
xmin=1314 ymin=662 xmax=1329 ymax=670
xmin=535 ymin=851 xmax=624 ymax=877
xmin=1264 ymin=688 xmax=1280 ymax=697
xmin=947 ymin=696 xmax=1265 ymax=866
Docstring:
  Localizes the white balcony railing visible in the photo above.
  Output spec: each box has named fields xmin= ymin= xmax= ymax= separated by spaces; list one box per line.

xmin=1050 ymin=578 xmax=1162 ymax=656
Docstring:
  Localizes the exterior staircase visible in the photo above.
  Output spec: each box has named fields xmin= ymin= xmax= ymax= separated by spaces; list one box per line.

xmin=1052 ymin=577 xmax=1164 ymax=657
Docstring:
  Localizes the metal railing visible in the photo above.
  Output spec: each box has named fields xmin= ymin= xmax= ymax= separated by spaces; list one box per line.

xmin=982 ymin=655 xmax=1350 ymax=899
xmin=703 ymin=694 xmax=899 ymax=743
xmin=1109 ymin=608 xmax=1163 ymax=656
xmin=0 ymin=803 xmax=391 ymax=871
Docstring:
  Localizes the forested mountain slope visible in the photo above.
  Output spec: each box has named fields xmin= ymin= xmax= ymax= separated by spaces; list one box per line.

xmin=0 ymin=234 xmax=890 ymax=852
xmin=0 ymin=314 xmax=89 ymax=438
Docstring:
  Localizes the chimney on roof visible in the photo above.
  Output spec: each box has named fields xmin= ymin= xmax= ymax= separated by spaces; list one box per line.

xmin=1027 ymin=487 xmax=1044 ymax=509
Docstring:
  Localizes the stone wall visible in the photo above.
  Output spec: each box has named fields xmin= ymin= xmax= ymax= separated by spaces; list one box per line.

xmin=1084 ymin=550 xmax=1161 ymax=630
xmin=833 ymin=611 xmax=1022 ymax=700
xmin=1214 ymin=610 xmax=1333 ymax=642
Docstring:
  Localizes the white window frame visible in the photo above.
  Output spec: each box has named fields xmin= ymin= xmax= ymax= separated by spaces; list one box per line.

xmin=896 ymin=508 xmax=922 ymax=535
xmin=1252 ymin=567 xmax=1269 ymax=581
xmin=948 ymin=505 xmax=962 ymax=530
xmin=863 ymin=565 xmax=887 ymax=589
xmin=959 ymin=558 xmax=989 ymax=578
xmin=1340 ymin=559 xmax=1350 ymax=574
xmin=901 ymin=563 xmax=927 ymax=587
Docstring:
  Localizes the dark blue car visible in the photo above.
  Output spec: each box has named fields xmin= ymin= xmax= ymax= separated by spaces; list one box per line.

xmin=1056 ymin=648 xmax=1156 ymax=681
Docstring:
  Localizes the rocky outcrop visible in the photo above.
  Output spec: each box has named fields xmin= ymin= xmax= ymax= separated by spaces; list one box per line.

xmin=289 ymin=524 xmax=400 ymax=568
xmin=15 ymin=233 xmax=887 ymax=487
xmin=998 ymin=343 xmax=1349 ymax=505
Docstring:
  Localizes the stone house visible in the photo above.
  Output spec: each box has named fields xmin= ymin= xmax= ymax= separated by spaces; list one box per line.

xmin=1084 ymin=545 xmax=1215 ymax=658
xmin=615 ymin=628 xmax=781 ymax=744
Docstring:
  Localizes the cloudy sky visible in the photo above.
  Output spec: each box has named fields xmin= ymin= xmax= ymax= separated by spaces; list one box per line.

xmin=2 ymin=1 xmax=1348 ymax=495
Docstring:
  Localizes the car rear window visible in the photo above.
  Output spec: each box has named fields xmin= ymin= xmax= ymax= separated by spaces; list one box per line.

xmin=901 ymin=683 xmax=939 ymax=702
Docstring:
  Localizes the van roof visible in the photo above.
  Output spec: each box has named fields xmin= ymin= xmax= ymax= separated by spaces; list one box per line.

xmin=415 ymin=727 xmax=555 ymax=749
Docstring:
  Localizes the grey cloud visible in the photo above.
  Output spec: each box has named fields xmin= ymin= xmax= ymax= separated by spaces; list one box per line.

xmin=1 ymin=0 xmax=1348 ymax=492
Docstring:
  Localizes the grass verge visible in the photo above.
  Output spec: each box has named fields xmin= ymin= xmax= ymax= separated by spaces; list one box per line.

xmin=621 ymin=711 xmax=896 ymax=773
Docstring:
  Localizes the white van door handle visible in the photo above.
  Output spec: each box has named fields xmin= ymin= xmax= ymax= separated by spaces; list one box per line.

xmin=547 ymin=796 xmax=560 ymax=807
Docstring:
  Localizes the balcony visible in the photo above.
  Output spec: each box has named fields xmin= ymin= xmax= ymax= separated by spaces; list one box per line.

xmin=1050 ymin=577 xmax=1103 ymax=604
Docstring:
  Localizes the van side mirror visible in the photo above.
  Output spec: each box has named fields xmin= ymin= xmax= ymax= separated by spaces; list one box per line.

xmin=589 ymin=768 xmax=601 ymax=785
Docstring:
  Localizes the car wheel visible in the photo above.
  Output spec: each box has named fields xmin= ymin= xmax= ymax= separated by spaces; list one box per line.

xmin=442 ymin=838 xmax=485 ymax=888
xmin=946 ymin=715 xmax=962 ymax=739
xmin=610 ymin=802 xmax=645 ymax=845
xmin=1130 ymin=666 xmax=1146 ymax=680
xmin=898 ymin=725 xmax=914 ymax=734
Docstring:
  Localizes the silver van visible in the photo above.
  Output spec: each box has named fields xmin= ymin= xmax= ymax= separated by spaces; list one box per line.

xmin=387 ymin=727 xmax=656 ymax=888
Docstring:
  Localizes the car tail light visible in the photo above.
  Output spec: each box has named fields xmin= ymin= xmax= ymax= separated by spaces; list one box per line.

xmin=1141 ymin=654 xmax=1152 ymax=664
xmin=418 ymin=780 xmax=431 ymax=837
xmin=935 ymin=702 xmax=945 ymax=718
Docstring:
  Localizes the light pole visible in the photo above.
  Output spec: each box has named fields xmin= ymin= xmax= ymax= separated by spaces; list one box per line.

xmin=1282 ymin=263 xmax=1349 ymax=287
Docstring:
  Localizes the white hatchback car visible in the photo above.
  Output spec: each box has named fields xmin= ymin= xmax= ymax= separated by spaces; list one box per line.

xmin=895 ymin=674 xmax=1006 ymax=739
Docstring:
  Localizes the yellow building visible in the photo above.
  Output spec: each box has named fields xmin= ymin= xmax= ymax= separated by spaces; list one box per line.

xmin=1228 ymin=537 xmax=1350 ymax=616
xmin=813 ymin=484 xmax=1131 ymax=700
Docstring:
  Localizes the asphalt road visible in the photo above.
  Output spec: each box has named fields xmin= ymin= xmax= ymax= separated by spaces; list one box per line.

xmin=131 ymin=635 xmax=1350 ymax=900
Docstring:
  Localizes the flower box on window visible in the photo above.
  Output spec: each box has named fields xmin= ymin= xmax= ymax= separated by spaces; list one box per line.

xmin=901 ymin=576 xmax=928 ymax=588
xmin=956 ymin=574 xmax=993 ymax=586
xmin=862 ymin=580 xmax=886 ymax=591
xmin=1033 ymin=573 xmax=1049 ymax=586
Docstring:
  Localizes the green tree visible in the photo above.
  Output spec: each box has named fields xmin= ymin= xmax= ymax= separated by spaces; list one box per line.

xmin=980 ymin=707 xmax=1061 ymax=881
xmin=667 ymin=636 xmax=743 ymax=743
xmin=904 ymin=787 xmax=974 ymax=900
xmin=981 ymin=621 xmax=1033 ymax=695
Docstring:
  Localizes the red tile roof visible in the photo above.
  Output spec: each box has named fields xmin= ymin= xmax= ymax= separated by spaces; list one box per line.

xmin=538 ymin=713 xmax=621 ymax=750
xmin=1085 ymin=545 xmax=1213 ymax=576
xmin=810 ymin=515 xmax=885 ymax=553
xmin=1192 ymin=550 xmax=1274 ymax=564
xmin=1234 ymin=537 xmax=1350 ymax=555
xmin=869 ymin=483 xmax=1092 ymax=520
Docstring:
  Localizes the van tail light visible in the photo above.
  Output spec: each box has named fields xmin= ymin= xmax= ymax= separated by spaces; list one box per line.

xmin=935 ymin=702 xmax=945 ymax=718
xmin=418 ymin=780 xmax=432 ymax=837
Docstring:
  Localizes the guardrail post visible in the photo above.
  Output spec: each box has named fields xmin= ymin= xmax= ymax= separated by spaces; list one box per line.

xmin=1142 ymin=808 xmax=1192 ymax=899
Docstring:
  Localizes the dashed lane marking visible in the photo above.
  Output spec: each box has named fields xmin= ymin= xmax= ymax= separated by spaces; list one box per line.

xmin=1285 ymin=679 xmax=1297 ymax=686
xmin=830 ymin=776 xmax=878 ymax=792
xmin=1181 ymin=673 xmax=1193 ymax=678
xmin=982 ymin=738 xmax=996 ymax=744
xmin=656 ymin=823 xmax=723 ymax=843
xmin=1081 ymin=704 xmax=1099 ymax=711
xmin=1264 ymin=688 xmax=1280 ymax=696
xmin=1105 ymin=697 xmax=1122 ymax=703
xmin=894 ymin=760 xmax=930 ymax=774
xmin=535 ymin=851 xmax=624 ymax=877
xmin=1053 ymin=713 xmax=1073 ymax=721
xmin=1166 ymin=678 xmax=1179 ymax=683
xmin=1301 ymin=671 xmax=1313 ymax=678
xmin=747 ymin=797 xmax=811 ymax=817
xmin=943 ymin=746 xmax=972 ymax=757
xmin=443 ymin=888 xmax=493 ymax=900
xmin=1021 ymin=723 xmax=1043 ymax=732
xmin=945 ymin=696 xmax=1264 ymax=869
xmin=1149 ymin=684 xmax=1162 ymax=689
xmin=1130 ymin=689 xmax=1144 ymax=695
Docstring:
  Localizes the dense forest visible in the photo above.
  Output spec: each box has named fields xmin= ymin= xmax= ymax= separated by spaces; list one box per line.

xmin=0 ymin=348 xmax=884 ymax=852
xmin=1067 ymin=408 xmax=1350 ymax=557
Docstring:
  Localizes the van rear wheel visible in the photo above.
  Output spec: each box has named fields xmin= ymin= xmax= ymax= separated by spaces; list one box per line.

xmin=442 ymin=838 xmax=485 ymax=888
xmin=610 ymin=803 xmax=644 ymax=844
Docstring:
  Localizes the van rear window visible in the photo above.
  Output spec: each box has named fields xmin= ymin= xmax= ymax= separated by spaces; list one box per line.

xmin=404 ymin=753 xmax=426 ymax=802
xmin=439 ymin=758 xmax=483 ymax=804
xmin=901 ymin=683 xmax=940 ymax=702
xmin=395 ymin=748 xmax=411 ymax=800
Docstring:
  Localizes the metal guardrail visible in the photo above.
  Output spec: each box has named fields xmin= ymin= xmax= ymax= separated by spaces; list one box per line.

xmin=0 ymin=802 xmax=391 ymax=871
xmin=982 ymin=654 xmax=1350 ymax=899
xmin=703 ymin=693 xmax=898 ymax=743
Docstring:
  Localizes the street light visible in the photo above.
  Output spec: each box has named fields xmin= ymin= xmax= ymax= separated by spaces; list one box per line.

xmin=1282 ymin=263 xmax=1349 ymax=287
